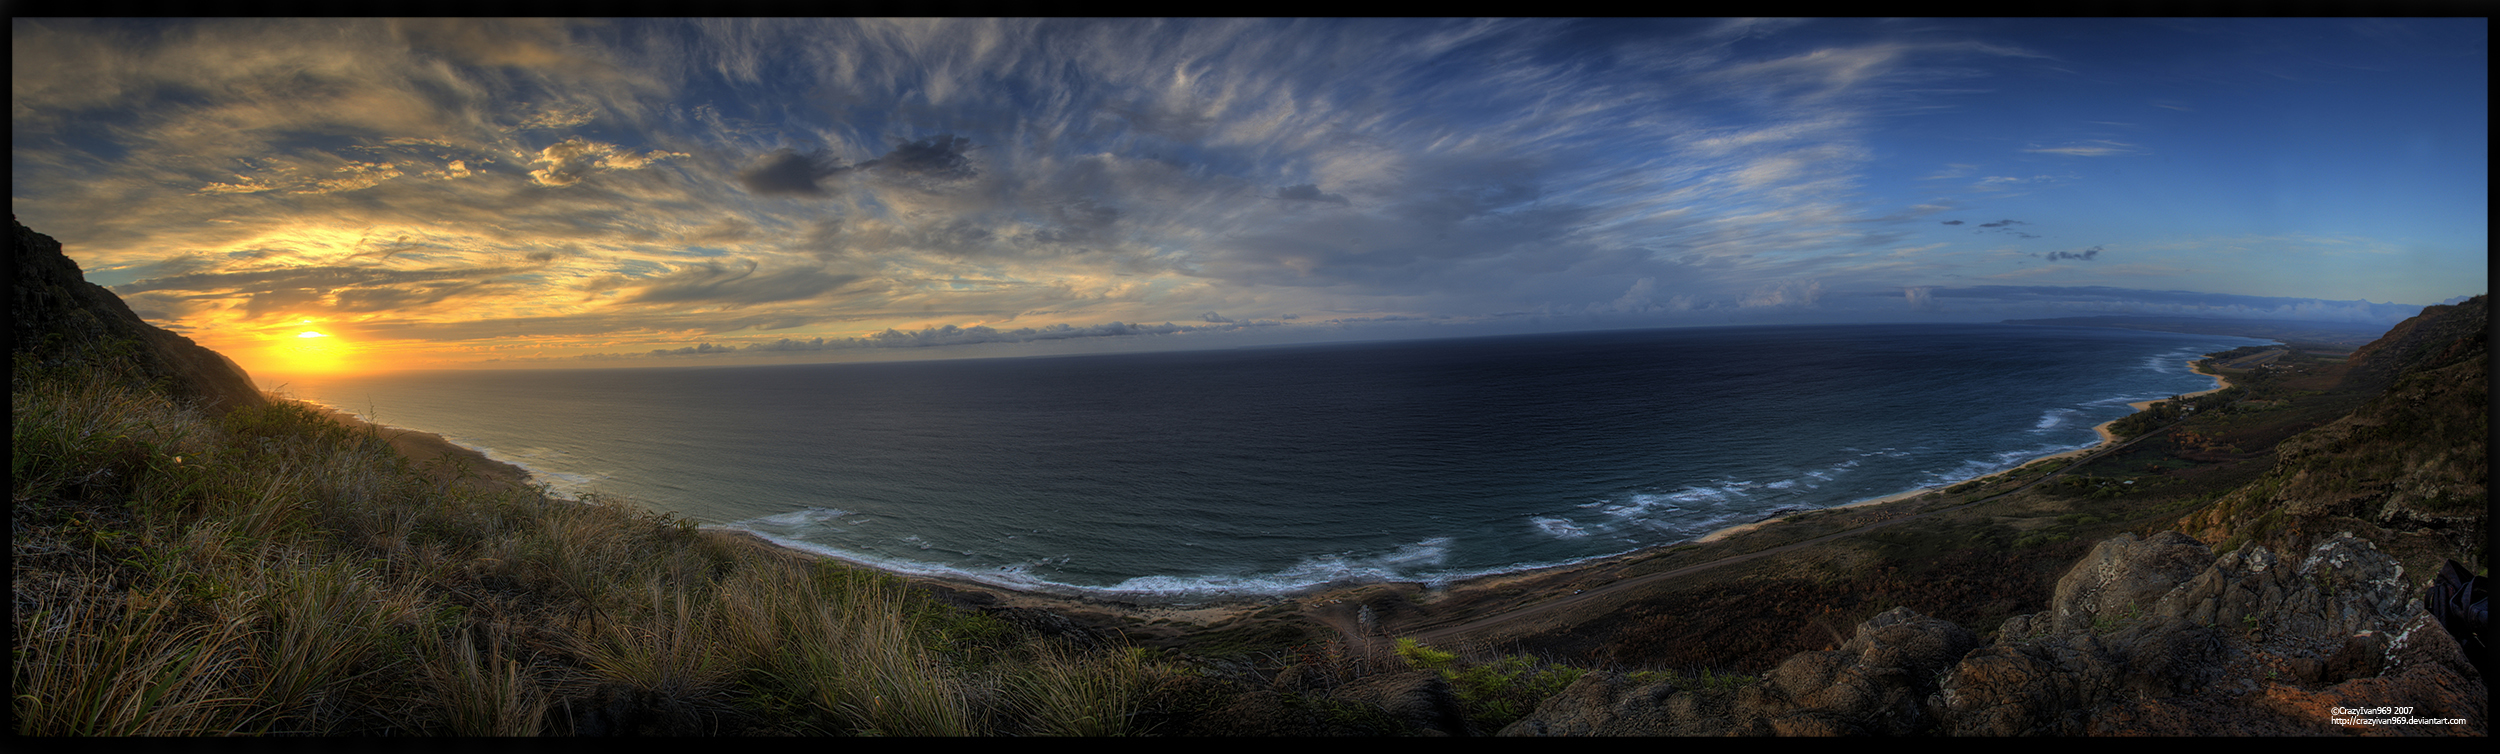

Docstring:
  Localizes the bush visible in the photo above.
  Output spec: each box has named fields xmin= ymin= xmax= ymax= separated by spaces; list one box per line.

xmin=1394 ymin=639 xmax=1585 ymax=732
xmin=13 ymin=367 xmax=1172 ymax=737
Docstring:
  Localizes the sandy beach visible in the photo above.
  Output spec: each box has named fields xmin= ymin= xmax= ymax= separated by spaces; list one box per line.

xmin=284 ymin=396 xmax=1270 ymax=630
xmin=761 ymin=353 xmax=2246 ymax=632
xmin=299 ymin=353 xmax=2251 ymax=639
xmin=1695 ymin=355 xmax=2235 ymax=546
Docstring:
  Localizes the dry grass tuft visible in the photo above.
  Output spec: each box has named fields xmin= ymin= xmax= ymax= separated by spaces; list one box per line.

xmin=14 ymin=369 xmax=1192 ymax=736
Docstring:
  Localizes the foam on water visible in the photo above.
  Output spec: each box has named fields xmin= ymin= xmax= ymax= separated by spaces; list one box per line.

xmin=2033 ymin=407 xmax=2080 ymax=431
xmin=267 ymin=324 xmax=2273 ymax=602
xmin=297 ymin=397 xmax=609 ymax=498
xmin=731 ymin=528 xmax=1481 ymax=601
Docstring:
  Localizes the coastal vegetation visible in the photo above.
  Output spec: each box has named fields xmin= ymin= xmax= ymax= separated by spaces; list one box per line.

xmin=17 ymin=311 xmax=2484 ymax=734
xmin=12 ymin=357 xmax=1184 ymax=735
xmin=14 ymin=214 xmax=2483 ymax=735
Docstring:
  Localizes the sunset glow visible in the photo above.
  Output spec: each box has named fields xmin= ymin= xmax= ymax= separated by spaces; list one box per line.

xmin=259 ymin=325 xmax=356 ymax=374
xmin=12 ymin=18 xmax=2485 ymax=377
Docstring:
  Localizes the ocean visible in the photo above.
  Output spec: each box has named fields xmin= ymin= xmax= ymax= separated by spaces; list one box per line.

xmin=260 ymin=323 xmax=2269 ymax=603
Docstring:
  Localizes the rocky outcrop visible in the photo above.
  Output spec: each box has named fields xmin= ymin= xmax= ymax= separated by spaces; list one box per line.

xmin=2176 ymin=296 xmax=2484 ymax=585
xmin=1502 ymin=606 xmax=1978 ymax=736
xmin=1741 ymin=607 xmax=1979 ymax=735
xmin=11 ymin=216 xmax=263 ymax=413
xmin=1503 ymin=531 xmax=2486 ymax=736
xmin=1937 ymin=531 xmax=2481 ymax=735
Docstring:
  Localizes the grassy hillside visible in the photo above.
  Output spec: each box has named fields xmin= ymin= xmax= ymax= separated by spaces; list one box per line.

xmin=14 ymin=207 xmax=2482 ymax=734
xmin=11 ymin=359 xmax=1183 ymax=735
xmin=2174 ymin=295 xmax=2488 ymax=578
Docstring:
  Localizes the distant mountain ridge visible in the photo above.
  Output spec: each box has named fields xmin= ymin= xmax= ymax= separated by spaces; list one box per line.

xmin=2005 ymin=315 xmax=2397 ymax=350
xmin=12 ymin=216 xmax=264 ymax=413
xmin=2341 ymin=296 xmax=2491 ymax=390
xmin=2178 ymin=295 xmax=2487 ymax=573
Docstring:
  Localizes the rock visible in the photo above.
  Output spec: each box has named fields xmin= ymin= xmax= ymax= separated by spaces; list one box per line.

xmin=1747 ymin=606 xmax=1978 ymax=735
xmin=13 ymin=216 xmax=264 ymax=413
xmin=1934 ymin=530 xmax=2485 ymax=736
xmin=1506 ymin=607 xmax=1974 ymax=737
xmin=1929 ymin=631 xmax=2127 ymax=736
xmin=1496 ymin=672 xmax=1685 ymax=736
xmin=1328 ymin=670 xmax=1473 ymax=736
xmin=2047 ymin=531 xmax=2211 ymax=634
xmin=1511 ymin=529 xmax=2485 ymax=736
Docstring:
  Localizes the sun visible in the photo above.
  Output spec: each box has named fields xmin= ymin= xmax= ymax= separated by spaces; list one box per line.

xmin=255 ymin=319 xmax=360 ymax=374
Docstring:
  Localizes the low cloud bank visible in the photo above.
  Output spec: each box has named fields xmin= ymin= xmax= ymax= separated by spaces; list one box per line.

xmin=579 ymin=317 xmax=1283 ymax=360
xmin=1931 ymin=285 xmax=2438 ymax=324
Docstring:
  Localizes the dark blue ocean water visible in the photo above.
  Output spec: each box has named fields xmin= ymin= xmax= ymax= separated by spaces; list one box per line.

xmin=261 ymin=324 xmax=2267 ymax=602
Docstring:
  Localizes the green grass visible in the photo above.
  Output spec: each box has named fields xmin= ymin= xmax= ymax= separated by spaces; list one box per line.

xmin=1395 ymin=638 xmax=1587 ymax=732
xmin=12 ymin=369 xmax=1178 ymax=736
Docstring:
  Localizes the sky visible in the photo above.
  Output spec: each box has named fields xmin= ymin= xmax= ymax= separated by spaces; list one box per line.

xmin=12 ymin=18 xmax=2487 ymax=375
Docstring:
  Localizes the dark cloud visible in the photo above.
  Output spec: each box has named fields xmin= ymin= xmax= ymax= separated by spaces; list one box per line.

xmin=1057 ymin=201 xmax=1120 ymax=228
xmin=1970 ymin=218 xmax=2038 ymax=239
xmin=732 ymin=135 xmax=988 ymax=199
xmin=737 ymin=134 xmax=978 ymax=199
xmin=333 ymin=282 xmax=490 ymax=312
xmin=619 ymin=260 xmax=863 ymax=306
xmin=591 ymin=318 xmax=1284 ymax=359
xmin=113 ymin=265 xmax=521 ymax=319
xmin=643 ymin=342 xmax=740 ymax=357
xmin=2040 ymin=245 xmax=2101 ymax=262
xmin=1033 ymin=199 xmax=1123 ymax=245
xmin=737 ymin=148 xmax=851 ymax=196
xmin=1275 ymin=183 xmax=1350 ymax=204
xmin=1940 ymin=220 xmax=1964 ymax=225
xmin=859 ymin=134 xmax=977 ymax=181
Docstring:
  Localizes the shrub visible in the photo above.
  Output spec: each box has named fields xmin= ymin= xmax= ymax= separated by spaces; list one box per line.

xmin=1393 ymin=639 xmax=1586 ymax=732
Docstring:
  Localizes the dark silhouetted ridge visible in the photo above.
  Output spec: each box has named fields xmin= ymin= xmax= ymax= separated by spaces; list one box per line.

xmin=13 ymin=216 xmax=264 ymax=413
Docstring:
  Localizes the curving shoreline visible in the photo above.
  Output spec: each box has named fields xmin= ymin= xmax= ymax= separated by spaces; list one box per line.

xmin=305 ymin=353 xmax=2252 ymax=631
xmin=725 ymin=354 xmax=2249 ymax=630
xmin=1691 ymin=355 xmax=2235 ymax=548
xmin=296 ymin=402 xmax=544 ymax=496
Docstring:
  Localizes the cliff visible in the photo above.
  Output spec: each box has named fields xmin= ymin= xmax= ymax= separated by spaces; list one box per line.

xmin=1505 ymin=531 xmax=2484 ymax=735
xmin=12 ymin=216 xmax=264 ymax=413
xmin=2343 ymin=296 xmax=2490 ymax=391
xmin=2178 ymin=295 xmax=2486 ymax=580
xmin=1499 ymin=297 xmax=2489 ymax=736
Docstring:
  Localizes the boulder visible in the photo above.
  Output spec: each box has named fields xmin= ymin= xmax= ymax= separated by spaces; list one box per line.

xmin=1934 ymin=531 xmax=2484 ymax=736
xmin=1497 ymin=672 xmax=1677 ymax=736
xmin=1505 ymin=606 xmax=1974 ymax=736
xmin=1744 ymin=606 xmax=1978 ymax=735
xmin=1511 ymin=530 xmax=2484 ymax=736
